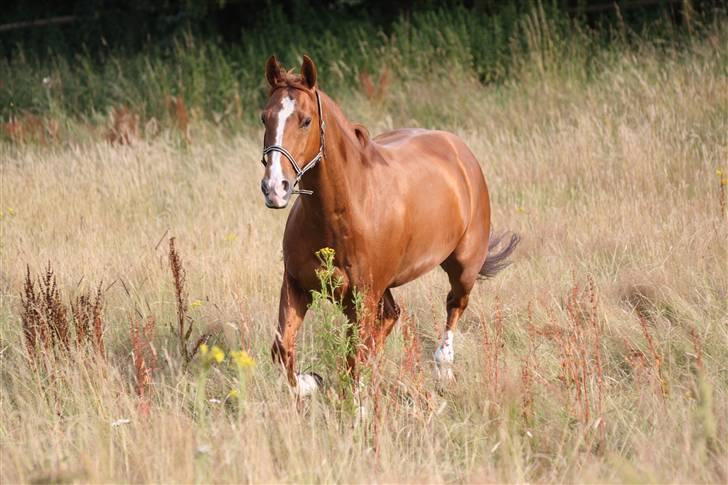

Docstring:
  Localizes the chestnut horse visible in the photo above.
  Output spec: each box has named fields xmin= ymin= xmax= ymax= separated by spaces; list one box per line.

xmin=260 ymin=55 xmax=519 ymax=395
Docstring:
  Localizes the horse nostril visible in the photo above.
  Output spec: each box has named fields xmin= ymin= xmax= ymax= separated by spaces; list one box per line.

xmin=281 ymin=180 xmax=290 ymax=194
xmin=261 ymin=180 xmax=270 ymax=195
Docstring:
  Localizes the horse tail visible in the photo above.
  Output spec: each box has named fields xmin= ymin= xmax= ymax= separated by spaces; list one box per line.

xmin=479 ymin=231 xmax=521 ymax=279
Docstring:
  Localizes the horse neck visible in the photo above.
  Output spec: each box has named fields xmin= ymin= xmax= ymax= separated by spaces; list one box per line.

xmin=298 ymin=93 xmax=366 ymax=220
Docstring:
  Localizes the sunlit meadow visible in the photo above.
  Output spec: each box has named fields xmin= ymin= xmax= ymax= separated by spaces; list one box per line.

xmin=1 ymin=11 xmax=727 ymax=483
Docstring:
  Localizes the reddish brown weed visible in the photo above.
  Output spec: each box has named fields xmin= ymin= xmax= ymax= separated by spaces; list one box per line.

xmin=104 ymin=106 xmax=138 ymax=145
xmin=717 ymin=169 xmax=726 ymax=218
xmin=481 ymin=295 xmax=505 ymax=398
xmin=71 ymin=283 xmax=105 ymax=357
xmin=166 ymin=95 xmax=191 ymax=144
xmin=359 ymin=67 xmax=391 ymax=101
xmin=131 ymin=316 xmax=158 ymax=416
xmin=520 ymin=301 xmax=536 ymax=423
xmin=637 ymin=314 xmax=668 ymax=398
xmin=168 ymin=237 xmax=207 ymax=365
xmin=2 ymin=113 xmax=58 ymax=145
xmin=399 ymin=310 xmax=422 ymax=383
xmin=529 ymin=276 xmax=605 ymax=431
xmin=21 ymin=263 xmax=69 ymax=354
xmin=20 ymin=263 xmax=106 ymax=360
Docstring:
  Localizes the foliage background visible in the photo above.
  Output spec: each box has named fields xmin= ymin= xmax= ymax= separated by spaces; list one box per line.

xmin=1 ymin=0 xmax=724 ymax=124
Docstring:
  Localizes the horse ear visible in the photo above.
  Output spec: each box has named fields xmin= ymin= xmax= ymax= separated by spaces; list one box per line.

xmin=265 ymin=55 xmax=281 ymax=87
xmin=301 ymin=55 xmax=317 ymax=89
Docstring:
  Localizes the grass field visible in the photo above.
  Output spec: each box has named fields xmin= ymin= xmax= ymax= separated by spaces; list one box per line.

xmin=1 ymin=10 xmax=727 ymax=483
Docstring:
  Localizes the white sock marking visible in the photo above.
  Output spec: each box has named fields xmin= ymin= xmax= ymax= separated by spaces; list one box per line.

xmin=295 ymin=373 xmax=319 ymax=397
xmin=434 ymin=330 xmax=454 ymax=364
xmin=434 ymin=330 xmax=455 ymax=381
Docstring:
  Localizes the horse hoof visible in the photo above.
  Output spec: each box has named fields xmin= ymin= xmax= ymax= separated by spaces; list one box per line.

xmin=295 ymin=373 xmax=322 ymax=397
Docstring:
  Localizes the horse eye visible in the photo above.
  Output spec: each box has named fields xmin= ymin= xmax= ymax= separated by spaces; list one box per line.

xmin=301 ymin=117 xmax=312 ymax=128
xmin=260 ymin=114 xmax=265 ymax=124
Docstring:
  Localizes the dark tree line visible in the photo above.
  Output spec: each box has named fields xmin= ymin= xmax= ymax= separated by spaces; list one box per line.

xmin=1 ymin=0 xmax=721 ymax=58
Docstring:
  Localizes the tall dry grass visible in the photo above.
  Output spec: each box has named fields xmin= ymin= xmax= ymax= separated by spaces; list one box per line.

xmin=1 ymin=22 xmax=727 ymax=483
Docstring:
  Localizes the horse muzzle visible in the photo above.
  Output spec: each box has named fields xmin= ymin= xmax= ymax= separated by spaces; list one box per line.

xmin=261 ymin=177 xmax=292 ymax=209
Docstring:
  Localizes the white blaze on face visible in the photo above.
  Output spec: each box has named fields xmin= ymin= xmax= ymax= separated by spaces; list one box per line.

xmin=266 ymin=96 xmax=296 ymax=201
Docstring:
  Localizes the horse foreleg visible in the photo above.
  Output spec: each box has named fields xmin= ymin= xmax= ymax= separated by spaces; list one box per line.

xmin=343 ymin=291 xmax=386 ymax=381
xmin=271 ymin=272 xmax=316 ymax=396
xmin=343 ymin=289 xmax=400 ymax=381
xmin=343 ymin=290 xmax=393 ymax=423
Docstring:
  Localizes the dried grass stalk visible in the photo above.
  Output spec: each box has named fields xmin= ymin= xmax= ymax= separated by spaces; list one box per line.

xmin=168 ymin=237 xmax=206 ymax=364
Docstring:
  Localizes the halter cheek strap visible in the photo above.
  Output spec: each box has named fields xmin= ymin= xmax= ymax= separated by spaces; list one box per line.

xmin=261 ymin=90 xmax=326 ymax=196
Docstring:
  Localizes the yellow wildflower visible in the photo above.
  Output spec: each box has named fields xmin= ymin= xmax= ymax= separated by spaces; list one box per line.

xmin=199 ymin=343 xmax=209 ymax=355
xmin=516 ymin=206 xmax=526 ymax=214
xmin=316 ymin=247 xmax=336 ymax=267
xmin=210 ymin=345 xmax=225 ymax=363
xmin=190 ymin=299 xmax=204 ymax=309
xmin=717 ymin=169 xmax=724 ymax=177
xmin=230 ymin=350 xmax=256 ymax=369
xmin=6 ymin=208 xmax=14 ymax=216
xmin=227 ymin=389 xmax=240 ymax=399
xmin=319 ymin=247 xmax=335 ymax=258
xmin=224 ymin=233 xmax=237 ymax=242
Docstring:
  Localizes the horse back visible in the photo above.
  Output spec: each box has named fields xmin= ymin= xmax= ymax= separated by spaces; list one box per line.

xmin=372 ymin=128 xmax=485 ymax=187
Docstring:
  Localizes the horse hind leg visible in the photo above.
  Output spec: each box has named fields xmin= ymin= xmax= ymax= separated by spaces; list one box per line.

xmin=435 ymin=240 xmax=484 ymax=382
xmin=375 ymin=288 xmax=401 ymax=351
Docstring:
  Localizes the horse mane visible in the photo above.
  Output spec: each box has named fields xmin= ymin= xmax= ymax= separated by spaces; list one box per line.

xmin=317 ymin=93 xmax=386 ymax=164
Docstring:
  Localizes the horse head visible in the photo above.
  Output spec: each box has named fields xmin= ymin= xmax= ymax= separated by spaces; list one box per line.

xmin=259 ymin=55 xmax=324 ymax=208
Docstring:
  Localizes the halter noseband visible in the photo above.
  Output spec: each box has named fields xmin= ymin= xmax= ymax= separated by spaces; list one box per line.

xmin=261 ymin=90 xmax=325 ymax=196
